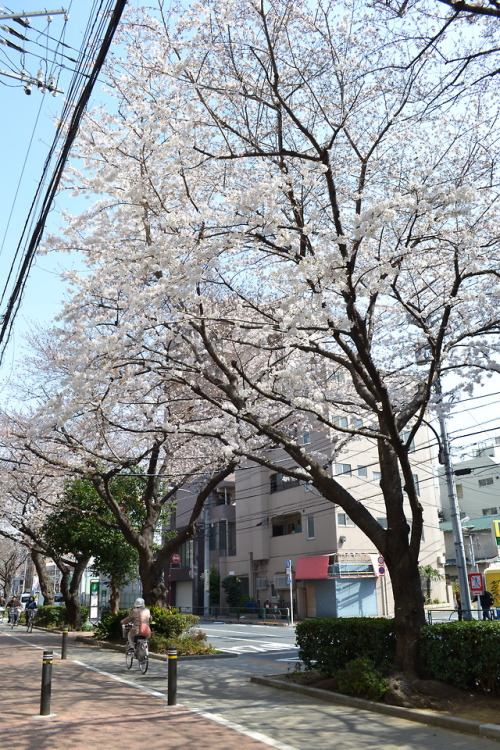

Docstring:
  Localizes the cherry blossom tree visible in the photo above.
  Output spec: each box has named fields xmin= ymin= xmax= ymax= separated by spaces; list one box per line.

xmin=3 ymin=339 xmax=236 ymax=607
xmin=43 ymin=0 xmax=500 ymax=676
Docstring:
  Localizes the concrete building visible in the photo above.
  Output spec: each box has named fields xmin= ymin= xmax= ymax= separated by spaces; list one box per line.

xmin=170 ymin=424 xmax=446 ymax=618
xmin=438 ymin=436 xmax=500 ymax=521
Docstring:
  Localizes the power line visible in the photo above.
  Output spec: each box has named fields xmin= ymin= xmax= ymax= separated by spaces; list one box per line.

xmin=0 ymin=0 xmax=128 ymax=363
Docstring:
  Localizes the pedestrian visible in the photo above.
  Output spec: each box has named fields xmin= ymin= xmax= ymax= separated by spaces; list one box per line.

xmin=480 ymin=590 xmax=494 ymax=620
xmin=455 ymin=590 xmax=463 ymax=621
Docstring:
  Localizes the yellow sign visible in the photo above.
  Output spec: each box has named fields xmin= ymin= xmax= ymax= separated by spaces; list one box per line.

xmin=485 ymin=569 xmax=500 ymax=607
xmin=493 ymin=520 xmax=500 ymax=545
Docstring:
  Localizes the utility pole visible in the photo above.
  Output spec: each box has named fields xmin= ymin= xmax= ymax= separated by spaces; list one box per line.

xmin=0 ymin=9 xmax=68 ymax=94
xmin=203 ymin=497 xmax=210 ymax=617
xmin=436 ymin=379 xmax=473 ymax=620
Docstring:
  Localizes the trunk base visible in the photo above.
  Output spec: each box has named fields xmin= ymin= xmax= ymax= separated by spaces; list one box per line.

xmin=385 ymin=673 xmax=463 ymax=710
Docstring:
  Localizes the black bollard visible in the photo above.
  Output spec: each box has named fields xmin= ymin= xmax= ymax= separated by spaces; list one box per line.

xmin=61 ymin=629 xmax=68 ymax=660
xmin=167 ymin=647 xmax=177 ymax=705
xmin=40 ymin=650 xmax=53 ymax=716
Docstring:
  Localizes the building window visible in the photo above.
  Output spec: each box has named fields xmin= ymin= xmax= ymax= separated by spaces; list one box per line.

xmin=302 ymin=431 xmax=311 ymax=445
xmin=357 ymin=466 xmax=367 ymax=477
xmin=479 ymin=477 xmax=494 ymax=487
xmin=352 ymin=418 xmax=363 ymax=429
xmin=338 ymin=513 xmax=355 ymax=527
xmin=271 ymin=512 xmax=302 ymax=537
xmin=482 ymin=507 xmax=498 ymax=516
xmin=377 ymin=517 xmax=388 ymax=529
xmin=400 ymin=430 xmax=416 ymax=452
xmin=412 ymin=474 xmax=420 ymax=495
xmin=270 ymin=472 xmax=301 ymax=493
xmin=372 ymin=471 xmax=381 ymax=482
xmin=334 ymin=416 xmax=348 ymax=428
xmin=335 ymin=463 xmax=352 ymax=476
xmin=306 ymin=515 xmax=315 ymax=539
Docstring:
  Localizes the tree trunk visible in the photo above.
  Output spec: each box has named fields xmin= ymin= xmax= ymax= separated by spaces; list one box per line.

xmin=58 ymin=555 xmax=90 ymax=629
xmin=388 ymin=557 xmax=426 ymax=677
xmin=137 ymin=549 xmax=166 ymax=607
xmin=109 ymin=575 xmax=120 ymax=615
xmin=31 ymin=549 xmax=54 ymax=605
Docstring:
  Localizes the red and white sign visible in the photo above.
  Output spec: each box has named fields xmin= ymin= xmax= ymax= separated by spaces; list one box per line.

xmin=171 ymin=553 xmax=181 ymax=563
xmin=468 ymin=572 xmax=484 ymax=594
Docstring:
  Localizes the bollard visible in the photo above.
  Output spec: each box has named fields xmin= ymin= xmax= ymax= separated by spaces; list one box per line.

xmin=40 ymin=650 xmax=53 ymax=716
xmin=167 ymin=647 xmax=177 ymax=705
xmin=61 ymin=629 xmax=68 ymax=660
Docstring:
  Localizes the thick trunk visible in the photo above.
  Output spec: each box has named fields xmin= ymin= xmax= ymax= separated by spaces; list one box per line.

xmin=109 ymin=575 xmax=120 ymax=615
xmin=58 ymin=556 xmax=90 ymax=629
xmin=31 ymin=549 xmax=54 ymax=605
xmin=388 ymin=556 xmax=426 ymax=677
xmin=138 ymin=549 xmax=166 ymax=607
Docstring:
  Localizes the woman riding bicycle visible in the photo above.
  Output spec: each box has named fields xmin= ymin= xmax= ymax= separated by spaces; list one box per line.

xmin=121 ymin=597 xmax=151 ymax=651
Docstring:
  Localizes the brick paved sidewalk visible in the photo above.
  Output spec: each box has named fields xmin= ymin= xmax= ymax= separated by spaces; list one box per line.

xmin=0 ymin=630 xmax=281 ymax=750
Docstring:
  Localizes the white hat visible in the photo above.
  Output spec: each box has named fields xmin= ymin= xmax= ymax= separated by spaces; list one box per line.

xmin=134 ymin=597 xmax=145 ymax=607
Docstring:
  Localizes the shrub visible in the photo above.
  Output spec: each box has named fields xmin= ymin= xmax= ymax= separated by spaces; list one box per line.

xmin=35 ymin=605 xmax=89 ymax=629
xmin=336 ymin=657 xmax=389 ymax=701
xmin=420 ymin=621 xmax=500 ymax=693
xmin=93 ymin=609 xmax=129 ymax=641
xmin=296 ymin=618 xmax=396 ymax=676
xmin=93 ymin=606 xmax=213 ymax=655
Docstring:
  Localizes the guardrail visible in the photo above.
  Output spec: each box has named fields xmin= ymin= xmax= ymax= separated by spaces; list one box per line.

xmin=177 ymin=605 xmax=291 ymax=623
xmin=426 ymin=608 xmax=500 ymax=624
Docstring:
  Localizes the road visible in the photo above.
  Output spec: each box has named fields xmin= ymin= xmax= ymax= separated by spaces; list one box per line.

xmin=3 ymin=621 xmax=500 ymax=750
xmin=200 ymin=620 xmax=300 ymax=663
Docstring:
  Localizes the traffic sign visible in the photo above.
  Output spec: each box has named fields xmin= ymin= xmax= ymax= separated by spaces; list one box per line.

xmin=468 ymin=572 xmax=484 ymax=594
xmin=285 ymin=559 xmax=292 ymax=569
xmin=171 ymin=553 xmax=181 ymax=563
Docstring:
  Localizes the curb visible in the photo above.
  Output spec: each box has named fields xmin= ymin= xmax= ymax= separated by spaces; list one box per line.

xmin=250 ymin=676 xmax=500 ymax=742
xmin=74 ymin=636 xmax=239 ymax=660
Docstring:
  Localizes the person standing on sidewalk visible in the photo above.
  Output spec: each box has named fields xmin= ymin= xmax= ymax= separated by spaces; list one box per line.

xmin=121 ymin=597 xmax=151 ymax=651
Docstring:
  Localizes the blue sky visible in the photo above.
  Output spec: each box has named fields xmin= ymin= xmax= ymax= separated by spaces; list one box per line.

xmin=0 ymin=3 xmax=107 ymax=374
xmin=0 ymin=1 xmax=498 ymax=455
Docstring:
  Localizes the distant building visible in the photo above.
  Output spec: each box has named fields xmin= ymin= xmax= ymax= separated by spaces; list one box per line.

xmin=170 ymin=424 xmax=446 ymax=617
xmin=439 ymin=436 xmax=500 ymax=521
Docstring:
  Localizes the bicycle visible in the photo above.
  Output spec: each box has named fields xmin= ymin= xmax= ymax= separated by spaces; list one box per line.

xmin=8 ymin=607 xmax=20 ymax=628
xmin=123 ymin=624 xmax=149 ymax=674
xmin=26 ymin=608 xmax=36 ymax=633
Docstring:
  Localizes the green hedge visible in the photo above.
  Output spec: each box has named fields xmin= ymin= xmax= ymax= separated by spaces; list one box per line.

xmin=35 ymin=605 xmax=89 ymax=629
xmin=94 ymin=607 xmax=204 ymax=648
xmin=297 ymin=618 xmax=500 ymax=694
xmin=420 ymin=621 xmax=500 ymax=692
xmin=296 ymin=618 xmax=396 ymax=676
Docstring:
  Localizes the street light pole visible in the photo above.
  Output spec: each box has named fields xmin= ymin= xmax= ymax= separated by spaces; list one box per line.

xmin=436 ymin=379 xmax=473 ymax=620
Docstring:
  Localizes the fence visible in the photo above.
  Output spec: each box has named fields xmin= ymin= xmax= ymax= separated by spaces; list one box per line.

xmin=177 ymin=605 xmax=290 ymax=623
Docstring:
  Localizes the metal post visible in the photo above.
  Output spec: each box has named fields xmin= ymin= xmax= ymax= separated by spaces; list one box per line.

xmin=204 ymin=499 xmax=210 ymax=617
xmin=61 ymin=629 xmax=68 ymax=660
xmin=436 ymin=379 xmax=473 ymax=620
xmin=167 ymin=647 xmax=177 ymax=706
xmin=40 ymin=650 xmax=53 ymax=716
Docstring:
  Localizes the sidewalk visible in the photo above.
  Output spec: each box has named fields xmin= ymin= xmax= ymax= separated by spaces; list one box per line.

xmin=0 ymin=630 xmax=281 ymax=750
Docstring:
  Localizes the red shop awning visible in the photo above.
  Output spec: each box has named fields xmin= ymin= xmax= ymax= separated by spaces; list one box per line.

xmin=295 ymin=555 xmax=330 ymax=580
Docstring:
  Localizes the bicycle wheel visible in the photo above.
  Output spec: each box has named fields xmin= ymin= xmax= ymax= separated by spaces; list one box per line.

xmin=137 ymin=641 xmax=148 ymax=674
xmin=139 ymin=653 xmax=148 ymax=674
xmin=125 ymin=649 xmax=134 ymax=669
xmin=27 ymin=615 xmax=33 ymax=633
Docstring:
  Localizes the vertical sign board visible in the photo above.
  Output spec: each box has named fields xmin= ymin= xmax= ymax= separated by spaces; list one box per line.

xmin=285 ymin=559 xmax=294 ymax=626
xmin=89 ymin=579 xmax=99 ymax=621
xmin=493 ymin=520 xmax=500 ymax=546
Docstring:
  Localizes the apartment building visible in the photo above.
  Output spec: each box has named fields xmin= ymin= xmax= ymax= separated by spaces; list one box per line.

xmin=170 ymin=423 xmax=446 ymax=617
xmin=439 ymin=436 xmax=500 ymax=521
